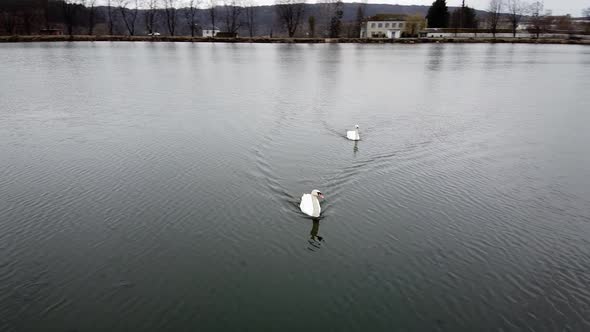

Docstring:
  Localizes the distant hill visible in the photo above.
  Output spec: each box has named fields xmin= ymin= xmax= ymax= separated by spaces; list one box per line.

xmin=0 ymin=1 xmax=489 ymax=37
xmin=135 ymin=3 xmax=487 ymax=37
xmin=219 ymin=3 xmax=485 ymax=36
xmin=213 ymin=3 xmax=440 ymax=36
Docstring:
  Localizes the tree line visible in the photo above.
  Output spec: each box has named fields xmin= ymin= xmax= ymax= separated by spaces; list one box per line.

xmin=426 ymin=0 xmax=589 ymax=37
xmin=0 ymin=0 xmax=374 ymax=38
xmin=0 ymin=0 xmax=259 ymax=36
xmin=2 ymin=0 xmax=588 ymax=37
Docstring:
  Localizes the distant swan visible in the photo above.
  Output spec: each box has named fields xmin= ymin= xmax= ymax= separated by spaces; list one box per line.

xmin=300 ymin=190 xmax=324 ymax=218
xmin=346 ymin=125 xmax=360 ymax=141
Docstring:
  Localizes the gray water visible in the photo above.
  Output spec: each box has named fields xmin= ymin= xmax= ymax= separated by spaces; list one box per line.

xmin=1 ymin=42 xmax=590 ymax=331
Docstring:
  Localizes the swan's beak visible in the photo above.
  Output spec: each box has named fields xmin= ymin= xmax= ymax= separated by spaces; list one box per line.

xmin=319 ymin=194 xmax=325 ymax=199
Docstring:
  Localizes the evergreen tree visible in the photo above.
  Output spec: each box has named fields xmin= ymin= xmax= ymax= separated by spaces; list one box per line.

xmin=308 ymin=15 xmax=316 ymax=37
xmin=426 ymin=0 xmax=449 ymax=28
xmin=328 ymin=0 xmax=343 ymax=38
xmin=353 ymin=4 xmax=365 ymax=38
xmin=450 ymin=5 xmax=478 ymax=29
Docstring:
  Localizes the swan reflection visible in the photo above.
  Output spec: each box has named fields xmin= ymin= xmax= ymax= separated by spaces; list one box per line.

xmin=307 ymin=218 xmax=324 ymax=251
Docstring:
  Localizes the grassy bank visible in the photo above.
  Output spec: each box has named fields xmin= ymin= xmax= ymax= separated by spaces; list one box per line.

xmin=1 ymin=35 xmax=589 ymax=45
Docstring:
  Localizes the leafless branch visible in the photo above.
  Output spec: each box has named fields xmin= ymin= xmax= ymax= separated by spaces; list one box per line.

xmin=275 ymin=0 xmax=305 ymax=37
xmin=487 ymin=0 xmax=503 ymax=38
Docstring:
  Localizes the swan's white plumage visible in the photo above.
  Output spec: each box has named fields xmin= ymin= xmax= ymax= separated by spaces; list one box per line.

xmin=300 ymin=190 xmax=322 ymax=217
xmin=346 ymin=125 xmax=360 ymax=141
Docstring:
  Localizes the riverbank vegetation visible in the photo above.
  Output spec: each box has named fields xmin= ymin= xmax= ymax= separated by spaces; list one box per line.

xmin=1 ymin=34 xmax=588 ymax=45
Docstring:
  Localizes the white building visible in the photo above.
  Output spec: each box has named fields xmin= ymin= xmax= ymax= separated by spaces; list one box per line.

xmin=360 ymin=15 xmax=407 ymax=39
xmin=202 ymin=27 xmax=220 ymax=37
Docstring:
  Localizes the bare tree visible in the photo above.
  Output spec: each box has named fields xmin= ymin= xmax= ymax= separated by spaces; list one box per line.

xmin=87 ymin=0 xmax=97 ymax=35
xmin=208 ymin=0 xmax=218 ymax=31
xmin=0 ymin=0 xmax=45 ymax=35
xmin=488 ymin=0 xmax=503 ymax=38
xmin=116 ymin=0 xmax=139 ymax=35
xmin=528 ymin=0 xmax=544 ymax=38
xmin=404 ymin=14 xmax=427 ymax=37
xmin=145 ymin=0 xmax=158 ymax=34
xmin=20 ymin=7 xmax=40 ymax=35
xmin=107 ymin=0 xmax=115 ymax=34
xmin=328 ymin=0 xmax=343 ymax=38
xmin=244 ymin=0 xmax=256 ymax=37
xmin=184 ymin=0 xmax=201 ymax=36
xmin=62 ymin=0 xmax=85 ymax=36
xmin=343 ymin=21 xmax=356 ymax=37
xmin=275 ymin=0 xmax=305 ymax=37
xmin=222 ymin=0 xmax=242 ymax=34
xmin=353 ymin=1 xmax=366 ymax=38
xmin=317 ymin=0 xmax=337 ymax=36
xmin=163 ymin=0 xmax=178 ymax=36
xmin=584 ymin=7 xmax=590 ymax=18
xmin=506 ymin=0 xmax=527 ymax=37
xmin=43 ymin=0 xmax=50 ymax=29
xmin=1 ymin=7 xmax=19 ymax=35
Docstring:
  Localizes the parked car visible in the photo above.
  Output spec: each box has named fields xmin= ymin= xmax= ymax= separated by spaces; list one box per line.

xmin=148 ymin=32 xmax=161 ymax=36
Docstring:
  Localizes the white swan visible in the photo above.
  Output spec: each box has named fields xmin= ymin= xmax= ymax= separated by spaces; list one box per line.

xmin=300 ymin=190 xmax=324 ymax=218
xmin=346 ymin=125 xmax=360 ymax=141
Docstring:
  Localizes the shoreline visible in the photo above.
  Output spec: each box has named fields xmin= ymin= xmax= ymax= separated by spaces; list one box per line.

xmin=1 ymin=35 xmax=589 ymax=45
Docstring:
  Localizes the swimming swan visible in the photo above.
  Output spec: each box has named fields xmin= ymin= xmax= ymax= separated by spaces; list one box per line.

xmin=346 ymin=125 xmax=360 ymax=141
xmin=300 ymin=190 xmax=324 ymax=218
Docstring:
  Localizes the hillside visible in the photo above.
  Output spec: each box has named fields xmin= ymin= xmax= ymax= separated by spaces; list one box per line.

xmin=0 ymin=2 xmax=487 ymax=37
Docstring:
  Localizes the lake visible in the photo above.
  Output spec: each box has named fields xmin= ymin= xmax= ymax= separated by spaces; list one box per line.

xmin=1 ymin=42 xmax=589 ymax=331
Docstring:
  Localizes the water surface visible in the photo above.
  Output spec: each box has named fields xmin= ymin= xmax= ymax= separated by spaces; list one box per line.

xmin=1 ymin=42 xmax=590 ymax=331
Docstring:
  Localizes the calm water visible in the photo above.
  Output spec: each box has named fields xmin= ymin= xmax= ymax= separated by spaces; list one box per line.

xmin=1 ymin=42 xmax=590 ymax=331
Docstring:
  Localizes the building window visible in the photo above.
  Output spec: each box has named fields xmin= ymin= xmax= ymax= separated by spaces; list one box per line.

xmin=371 ymin=23 xmax=376 ymax=28
xmin=399 ymin=23 xmax=404 ymax=28
xmin=378 ymin=23 xmax=382 ymax=28
xmin=385 ymin=23 xmax=389 ymax=28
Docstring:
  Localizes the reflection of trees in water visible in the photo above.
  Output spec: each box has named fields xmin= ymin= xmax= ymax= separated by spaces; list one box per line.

xmin=307 ymin=219 xmax=324 ymax=251
xmin=449 ymin=44 xmax=467 ymax=70
xmin=427 ymin=44 xmax=445 ymax=72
